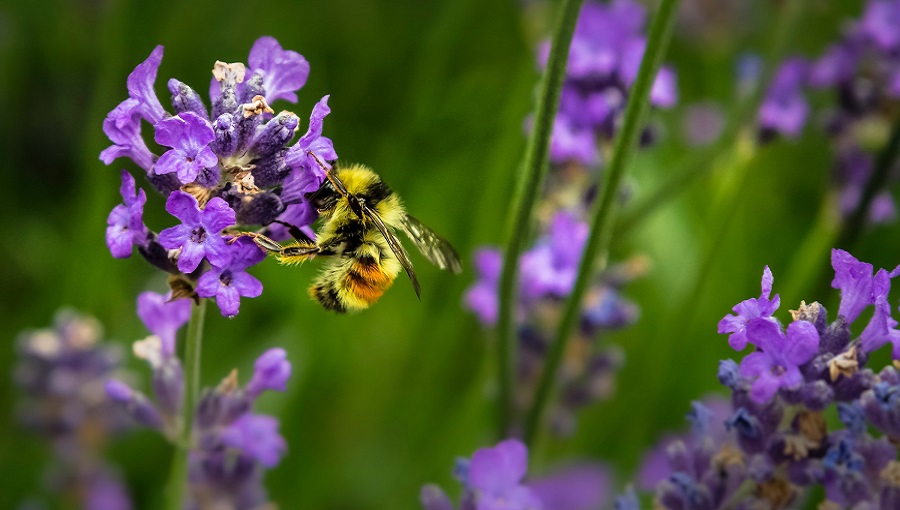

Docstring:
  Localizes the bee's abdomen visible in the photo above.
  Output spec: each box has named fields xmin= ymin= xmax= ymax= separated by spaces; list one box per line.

xmin=309 ymin=255 xmax=396 ymax=312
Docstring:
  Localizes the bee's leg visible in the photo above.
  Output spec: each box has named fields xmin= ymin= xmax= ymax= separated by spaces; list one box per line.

xmin=229 ymin=232 xmax=286 ymax=254
xmin=267 ymin=220 xmax=314 ymax=244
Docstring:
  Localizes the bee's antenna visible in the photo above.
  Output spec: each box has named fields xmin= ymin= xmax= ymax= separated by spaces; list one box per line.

xmin=307 ymin=150 xmax=330 ymax=173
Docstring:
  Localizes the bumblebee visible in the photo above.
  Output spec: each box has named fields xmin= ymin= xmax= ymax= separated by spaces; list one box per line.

xmin=236 ymin=158 xmax=462 ymax=312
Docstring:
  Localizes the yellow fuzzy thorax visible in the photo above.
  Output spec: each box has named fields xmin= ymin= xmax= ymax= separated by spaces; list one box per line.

xmin=323 ymin=164 xmax=406 ymax=228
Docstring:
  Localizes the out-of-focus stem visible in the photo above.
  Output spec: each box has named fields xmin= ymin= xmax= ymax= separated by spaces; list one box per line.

xmin=494 ymin=0 xmax=585 ymax=439
xmin=523 ymin=0 xmax=682 ymax=448
xmin=165 ymin=298 xmax=207 ymax=510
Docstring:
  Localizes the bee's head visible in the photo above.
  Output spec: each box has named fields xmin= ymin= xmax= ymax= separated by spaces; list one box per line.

xmin=306 ymin=180 xmax=339 ymax=214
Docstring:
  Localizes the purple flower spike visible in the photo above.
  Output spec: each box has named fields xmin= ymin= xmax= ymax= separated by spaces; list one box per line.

xmin=468 ymin=439 xmax=542 ymax=510
xmin=153 ymin=112 xmax=217 ymax=184
xmin=196 ymin=236 xmax=265 ymax=317
xmin=758 ymin=58 xmax=809 ymax=138
xmin=248 ymin=36 xmax=310 ymax=104
xmin=529 ymin=463 xmax=609 ymax=510
xmin=220 ymin=414 xmax=287 ymax=468
xmin=136 ymin=291 xmax=191 ymax=357
xmin=549 ymin=115 xmax=599 ymax=166
xmin=100 ymin=99 xmax=156 ymax=171
xmin=739 ymin=318 xmax=819 ymax=403
xmin=106 ymin=170 xmax=148 ymax=258
xmin=464 ymin=248 xmax=503 ymax=326
xmin=158 ymin=192 xmax=236 ymax=273
xmin=718 ymin=266 xmax=781 ymax=351
xmin=246 ymin=348 xmax=292 ymax=399
xmin=127 ymin=45 xmax=166 ymax=125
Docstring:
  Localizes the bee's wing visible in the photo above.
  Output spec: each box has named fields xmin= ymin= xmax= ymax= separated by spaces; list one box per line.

xmin=364 ymin=205 xmax=421 ymax=299
xmin=399 ymin=214 xmax=462 ymax=273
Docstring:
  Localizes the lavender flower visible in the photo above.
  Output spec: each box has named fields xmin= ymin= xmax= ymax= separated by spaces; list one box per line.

xmin=757 ymin=58 xmax=809 ymax=139
xmin=101 ymin=37 xmax=338 ymax=316
xmin=158 ymin=192 xmax=235 ymax=274
xmin=14 ymin=311 xmax=132 ymax=510
xmin=106 ymin=170 xmax=148 ymax=258
xmin=739 ymin=319 xmax=819 ymax=403
xmin=717 ymin=266 xmax=781 ymax=351
xmin=195 ymin=237 xmax=266 ymax=317
xmin=153 ymin=112 xmax=218 ymax=184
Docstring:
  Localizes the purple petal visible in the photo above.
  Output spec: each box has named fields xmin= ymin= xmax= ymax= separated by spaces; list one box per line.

xmin=474 ymin=248 xmax=503 ymax=282
xmin=157 ymin=224 xmax=190 ymax=250
xmin=760 ymin=266 xmax=774 ymax=298
xmin=164 ymin=190 xmax=201 ymax=225
xmin=101 ymin=98 xmax=155 ymax=171
xmin=246 ymin=348 xmax=292 ymax=397
xmin=154 ymin=149 xmax=190 ymax=178
xmin=739 ymin=352 xmax=772 ymax=379
xmin=127 ymin=45 xmax=166 ymax=124
xmin=248 ymin=36 xmax=310 ymax=103
xmin=464 ymin=283 xmax=498 ymax=326
xmin=529 ymin=463 xmax=610 ymax=510
xmin=232 ymin=272 xmax=263 ymax=298
xmin=745 ymin=317 xmax=784 ymax=353
xmin=200 ymin=197 xmax=237 ymax=234
xmin=203 ymin=236 xmax=232 ymax=269
xmin=783 ymin=320 xmax=820 ymax=365
xmin=832 ymin=249 xmax=875 ymax=323
xmin=106 ymin=205 xmax=133 ymax=258
xmin=229 ymin=236 xmax=267 ymax=270
xmin=215 ymin=282 xmax=241 ymax=317
xmin=650 ymin=66 xmax=677 ymax=108
xmin=177 ymin=239 xmax=206 ymax=273
xmin=749 ymin=371 xmax=782 ymax=404
xmin=195 ymin=269 xmax=222 ymax=298
xmin=298 ymin=95 xmax=333 ymax=149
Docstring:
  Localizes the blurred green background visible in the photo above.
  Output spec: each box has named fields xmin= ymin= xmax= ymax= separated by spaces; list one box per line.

xmin=0 ymin=0 xmax=894 ymax=508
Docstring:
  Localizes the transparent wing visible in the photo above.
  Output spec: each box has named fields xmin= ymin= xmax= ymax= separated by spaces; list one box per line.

xmin=399 ymin=214 xmax=462 ymax=273
xmin=364 ymin=205 xmax=421 ymax=299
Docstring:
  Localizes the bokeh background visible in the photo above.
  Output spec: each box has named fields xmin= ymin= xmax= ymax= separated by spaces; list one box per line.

xmin=0 ymin=0 xmax=893 ymax=508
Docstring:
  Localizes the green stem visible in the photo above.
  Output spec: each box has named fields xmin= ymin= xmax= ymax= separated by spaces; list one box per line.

xmin=165 ymin=298 xmax=207 ymax=510
xmin=523 ymin=0 xmax=682 ymax=448
xmin=495 ymin=0 xmax=585 ymax=439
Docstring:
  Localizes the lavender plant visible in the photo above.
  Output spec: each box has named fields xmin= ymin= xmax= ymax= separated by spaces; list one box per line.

xmin=476 ymin=0 xmax=678 ymax=439
xmin=632 ymin=249 xmax=900 ymax=508
xmin=106 ymin=292 xmax=291 ymax=509
xmin=14 ymin=310 xmax=132 ymax=510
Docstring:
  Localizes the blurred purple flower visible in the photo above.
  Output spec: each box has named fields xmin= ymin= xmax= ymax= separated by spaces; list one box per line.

xmin=245 ymin=348 xmax=292 ymax=399
xmin=529 ymin=463 xmax=610 ymax=510
xmin=861 ymin=0 xmax=900 ymax=51
xmin=757 ymin=58 xmax=809 ymax=138
xmin=220 ymin=414 xmax=287 ymax=468
xmin=468 ymin=439 xmax=542 ymax=510
xmin=464 ymin=248 xmax=503 ymax=326
xmin=196 ymin=236 xmax=265 ymax=317
xmin=136 ymin=291 xmax=191 ymax=357
xmin=158 ymin=192 xmax=235 ymax=273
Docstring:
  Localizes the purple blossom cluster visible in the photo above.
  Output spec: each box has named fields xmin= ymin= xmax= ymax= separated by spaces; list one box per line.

xmin=105 ymin=291 xmax=291 ymax=509
xmin=757 ymin=0 xmax=900 ymax=223
xmin=14 ymin=310 xmax=132 ymax=510
xmin=101 ymin=36 xmax=338 ymax=317
xmin=540 ymin=0 xmax=677 ymax=166
xmin=421 ymin=439 xmax=610 ymax=510
xmin=632 ymin=249 xmax=900 ymax=508
xmin=464 ymin=211 xmax=640 ymax=435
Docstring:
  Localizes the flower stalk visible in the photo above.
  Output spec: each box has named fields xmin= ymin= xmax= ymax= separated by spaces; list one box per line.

xmin=523 ymin=0 xmax=682 ymax=447
xmin=165 ymin=298 xmax=207 ymax=510
xmin=495 ymin=0 xmax=585 ymax=438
